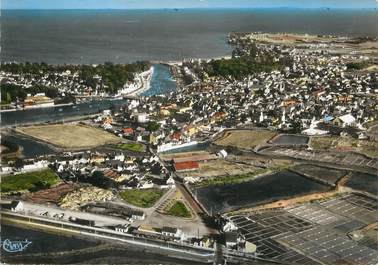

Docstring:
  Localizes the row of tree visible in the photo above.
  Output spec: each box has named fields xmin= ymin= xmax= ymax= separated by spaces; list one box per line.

xmin=0 ymin=61 xmax=151 ymax=102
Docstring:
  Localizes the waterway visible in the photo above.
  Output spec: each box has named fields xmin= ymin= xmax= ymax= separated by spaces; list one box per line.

xmin=141 ymin=64 xmax=177 ymax=96
xmin=194 ymin=170 xmax=330 ymax=213
xmin=270 ymin=134 xmax=309 ymax=145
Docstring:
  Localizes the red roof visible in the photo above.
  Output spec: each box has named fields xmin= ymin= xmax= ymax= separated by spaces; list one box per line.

xmin=174 ymin=161 xmax=199 ymax=172
xmin=123 ymin=127 xmax=134 ymax=134
xmin=170 ymin=132 xmax=181 ymax=141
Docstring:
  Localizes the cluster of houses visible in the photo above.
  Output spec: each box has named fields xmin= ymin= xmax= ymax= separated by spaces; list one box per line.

xmin=52 ymin=150 xmax=174 ymax=190
xmin=169 ymin=37 xmax=376 ymax=137
xmin=88 ymin=37 xmax=375 ymax=157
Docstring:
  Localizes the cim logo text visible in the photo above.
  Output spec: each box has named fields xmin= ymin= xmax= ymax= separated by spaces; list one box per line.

xmin=1 ymin=239 xmax=32 ymax=253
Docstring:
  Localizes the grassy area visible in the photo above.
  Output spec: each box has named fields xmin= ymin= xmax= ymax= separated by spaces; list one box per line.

xmin=115 ymin=142 xmax=144 ymax=152
xmin=119 ymin=188 xmax=166 ymax=208
xmin=193 ymin=165 xmax=289 ymax=187
xmin=166 ymin=201 xmax=191 ymax=218
xmin=1 ymin=169 xmax=60 ymax=193
xmin=17 ymin=124 xmax=120 ymax=149
xmin=310 ymin=136 xmax=378 ymax=158
xmin=215 ymin=130 xmax=276 ymax=150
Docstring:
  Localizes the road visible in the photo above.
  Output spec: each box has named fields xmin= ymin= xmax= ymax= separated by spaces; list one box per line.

xmin=1 ymin=210 xmax=215 ymax=264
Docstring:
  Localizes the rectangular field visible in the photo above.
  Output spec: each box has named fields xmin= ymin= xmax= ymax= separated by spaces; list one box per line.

xmin=215 ymin=129 xmax=276 ymax=150
xmin=17 ymin=124 xmax=120 ymax=149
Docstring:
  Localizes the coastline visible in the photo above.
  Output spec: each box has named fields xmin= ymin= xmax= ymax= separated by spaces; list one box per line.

xmin=127 ymin=66 xmax=154 ymax=96
xmin=0 ymin=103 xmax=74 ymax=113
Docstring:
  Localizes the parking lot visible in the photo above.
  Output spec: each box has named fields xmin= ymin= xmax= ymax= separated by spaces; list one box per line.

xmin=262 ymin=147 xmax=378 ymax=170
xmin=229 ymin=193 xmax=378 ymax=265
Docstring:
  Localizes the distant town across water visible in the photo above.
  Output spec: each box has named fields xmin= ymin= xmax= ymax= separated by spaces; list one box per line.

xmin=2 ymin=8 xmax=378 ymax=64
xmin=1 ymin=64 xmax=175 ymax=127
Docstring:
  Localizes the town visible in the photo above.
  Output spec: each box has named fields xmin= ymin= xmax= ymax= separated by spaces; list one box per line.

xmin=1 ymin=32 xmax=378 ymax=265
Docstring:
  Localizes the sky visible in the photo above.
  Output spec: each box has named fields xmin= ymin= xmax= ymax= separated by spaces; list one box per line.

xmin=2 ymin=0 xmax=378 ymax=9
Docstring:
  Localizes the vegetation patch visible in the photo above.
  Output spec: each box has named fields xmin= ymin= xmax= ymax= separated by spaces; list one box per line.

xmin=115 ymin=142 xmax=144 ymax=152
xmin=193 ymin=165 xmax=289 ymax=187
xmin=166 ymin=201 xmax=191 ymax=218
xmin=1 ymin=169 xmax=60 ymax=193
xmin=119 ymin=188 xmax=166 ymax=208
xmin=215 ymin=130 xmax=276 ymax=150
xmin=17 ymin=124 xmax=120 ymax=149
xmin=205 ymin=56 xmax=287 ymax=80
xmin=1 ymin=61 xmax=150 ymax=101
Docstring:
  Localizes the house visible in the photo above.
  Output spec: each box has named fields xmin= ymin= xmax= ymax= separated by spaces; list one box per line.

xmin=333 ymin=114 xmax=356 ymax=127
xmin=182 ymin=125 xmax=198 ymax=137
xmin=323 ymin=115 xmax=334 ymax=123
xmin=166 ymin=176 xmax=175 ymax=186
xmin=114 ymin=224 xmax=130 ymax=233
xmin=22 ymin=160 xmax=49 ymax=171
xmin=218 ymin=150 xmax=228 ymax=159
xmin=131 ymin=210 xmax=145 ymax=221
xmin=149 ymin=133 xmax=158 ymax=145
xmin=170 ymin=132 xmax=181 ymax=142
xmin=122 ymin=127 xmax=134 ymax=135
xmin=162 ymin=226 xmax=179 ymax=237
xmin=225 ymin=231 xmax=238 ymax=248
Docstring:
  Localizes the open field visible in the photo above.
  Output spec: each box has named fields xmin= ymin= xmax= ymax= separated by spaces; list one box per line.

xmin=215 ymin=129 xmax=276 ymax=150
xmin=1 ymin=169 xmax=60 ymax=193
xmin=115 ymin=142 xmax=144 ymax=152
xmin=119 ymin=188 xmax=166 ymax=208
xmin=310 ymin=136 xmax=378 ymax=158
xmin=17 ymin=124 xmax=120 ymax=149
xmin=166 ymin=201 xmax=191 ymax=218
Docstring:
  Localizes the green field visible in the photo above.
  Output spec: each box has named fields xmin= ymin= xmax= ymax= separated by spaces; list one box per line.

xmin=166 ymin=201 xmax=191 ymax=218
xmin=1 ymin=169 xmax=60 ymax=193
xmin=115 ymin=142 xmax=144 ymax=152
xmin=119 ymin=188 xmax=165 ymax=208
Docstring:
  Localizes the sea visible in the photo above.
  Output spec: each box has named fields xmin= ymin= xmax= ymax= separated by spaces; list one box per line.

xmin=1 ymin=8 xmax=378 ymax=64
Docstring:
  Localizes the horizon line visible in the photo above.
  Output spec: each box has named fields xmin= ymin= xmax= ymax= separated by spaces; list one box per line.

xmin=2 ymin=6 xmax=377 ymax=11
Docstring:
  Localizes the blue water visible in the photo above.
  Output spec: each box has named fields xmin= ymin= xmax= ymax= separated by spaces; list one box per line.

xmin=142 ymin=64 xmax=177 ymax=96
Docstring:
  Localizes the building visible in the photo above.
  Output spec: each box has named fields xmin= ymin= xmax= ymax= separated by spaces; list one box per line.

xmin=225 ymin=231 xmax=238 ymax=248
xmin=245 ymin=241 xmax=257 ymax=253
xmin=114 ymin=224 xmax=129 ymax=233
xmin=162 ymin=226 xmax=180 ymax=237
xmin=333 ymin=114 xmax=356 ymax=127
xmin=23 ymin=93 xmax=54 ymax=108
xmin=173 ymin=161 xmax=199 ymax=172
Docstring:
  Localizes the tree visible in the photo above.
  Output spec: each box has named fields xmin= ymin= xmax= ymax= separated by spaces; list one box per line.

xmin=146 ymin=121 xmax=160 ymax=132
